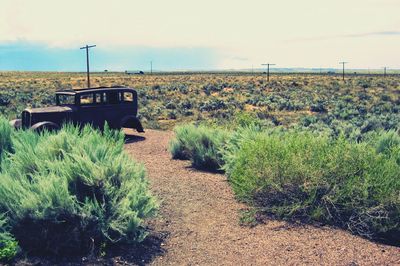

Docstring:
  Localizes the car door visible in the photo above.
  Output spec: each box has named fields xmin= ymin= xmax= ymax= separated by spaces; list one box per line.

xmin=101 ymin=91 xmax=122 ymax=128
xmin=118 ymin=90 xmax=136 ymax=118
xmin=77 ymin=92 xmax=105 ymax=128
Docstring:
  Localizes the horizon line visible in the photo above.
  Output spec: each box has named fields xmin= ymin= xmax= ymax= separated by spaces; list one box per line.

xmin=0 ymin=67 xmax=399 ymax=73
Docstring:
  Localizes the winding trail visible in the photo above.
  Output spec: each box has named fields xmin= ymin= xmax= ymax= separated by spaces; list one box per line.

xmin=125 ymin=129 xmax=400 ymax=265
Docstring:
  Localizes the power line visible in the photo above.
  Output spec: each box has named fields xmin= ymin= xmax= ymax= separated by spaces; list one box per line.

xmin=80 ymin=44 xmax=96 ymax=88
xmin=261 ymin=63 xmax=276 ymax=82
xmin=339 ymin=61 xmax=348 ymax=81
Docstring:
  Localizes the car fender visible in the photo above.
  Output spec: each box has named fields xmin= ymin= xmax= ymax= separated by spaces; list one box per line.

xmin=10 ymin=119 xmax=22 ymax=129
xmin=120 ymin=116 xmax=144 ymax=133
xmin=30 ymin=121 xmax=60 ymax=132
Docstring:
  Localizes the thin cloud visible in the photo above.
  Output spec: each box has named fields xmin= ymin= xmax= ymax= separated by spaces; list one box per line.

xmin=344 ymin=31 xmax=400 ymax=38
xmin=287 ymin=31 xmax=400 ymax=42
xmin=231 ymin=56 xmax=249 ymax=61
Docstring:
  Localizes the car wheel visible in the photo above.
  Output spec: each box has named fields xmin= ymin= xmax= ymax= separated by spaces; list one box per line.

xmin=30 ymin=122 xmax=60 ymax=133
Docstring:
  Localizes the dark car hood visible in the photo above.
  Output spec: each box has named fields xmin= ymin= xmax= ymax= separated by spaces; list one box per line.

xmin=25 ymin=106 xmax=75 ymax=114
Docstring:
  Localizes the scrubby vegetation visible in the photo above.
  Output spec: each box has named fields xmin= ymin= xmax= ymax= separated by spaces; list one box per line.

xmin=1 ymin=72 xmax=399 ymax=134
xmin=0 ymin=117 xmax=157 ymax=260
xmin=169 ymin=124 xmax=228 ymax=170
xmin=225 ymin=129 xmax=400 ymax=242
xmin=170 ymin=122 xmax=400 ymax=244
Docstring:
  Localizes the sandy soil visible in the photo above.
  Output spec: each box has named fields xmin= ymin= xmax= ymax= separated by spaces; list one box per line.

xmin=125 ymin=129 xmax=400 ymax=266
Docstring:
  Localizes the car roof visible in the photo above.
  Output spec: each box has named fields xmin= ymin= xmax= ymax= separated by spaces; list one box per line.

xmin=55 ymin=86 xmax=136 ymax=95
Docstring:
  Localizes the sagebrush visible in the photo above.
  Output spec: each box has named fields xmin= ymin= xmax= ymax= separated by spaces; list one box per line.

xmin=0 ymin=117 xmax=158 ymax=256
xmin=169 ymin=124 xmax=229 ymax=171
xmin=170 ymin=122 xmax=400 ymax=243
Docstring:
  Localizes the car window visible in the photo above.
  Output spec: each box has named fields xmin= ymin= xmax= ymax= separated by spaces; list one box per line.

xmin=95 ymin=93 xmax=102 ymax=104
xmin=80 ymin=93 xmax=94 ymax=105
xmin=80 ymin=91 xmax=134 ymax=105
xmin=121 ymin=92 xmax=134 ymax=102
xmin=57 ymin=94 xmax=75 ymax=105
xmin=107 ymin=92 xmax=119 ymax=104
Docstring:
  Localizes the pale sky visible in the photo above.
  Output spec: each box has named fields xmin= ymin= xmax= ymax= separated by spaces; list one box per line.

xmin=1 ymin=0 xmax=399 ymax=70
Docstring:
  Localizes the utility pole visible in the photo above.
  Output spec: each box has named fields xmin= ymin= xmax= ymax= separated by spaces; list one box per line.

xmin=80 ymin=44 xmax=96 ymax=88
xmin=384 ymin=67 xmax=387 ymax=78
xmin=150 ymin=61 xmax=153 ymax=74
xmin=261 ymin=63 xmax=276 ymax=82
xmin=339 ymin=61 xmax=348 ymax=81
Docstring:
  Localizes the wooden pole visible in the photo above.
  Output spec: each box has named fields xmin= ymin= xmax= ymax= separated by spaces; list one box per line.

xmin=80 ymin=44 xmax=96 ymax=88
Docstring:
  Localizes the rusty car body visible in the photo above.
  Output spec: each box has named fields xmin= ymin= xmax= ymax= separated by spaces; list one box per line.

xmin=10 ymin=86 xmax=144 ymax=132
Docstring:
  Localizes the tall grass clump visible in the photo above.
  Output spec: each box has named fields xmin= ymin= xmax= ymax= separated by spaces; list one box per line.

xmin=169 ymin=124 xmax=229 ymax=171
xmin=369 ymin=130 xmax=400 ymax=165
xmin=0 ymin=117 xmax=13 ymax=160
xmin=0 ymin=123 xmax=157 ymax=256
xmin=224 ymin=130 xmax=400 ymax=242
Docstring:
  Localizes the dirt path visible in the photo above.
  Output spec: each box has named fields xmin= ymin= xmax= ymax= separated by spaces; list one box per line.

xmin=125 ymin=129 xmax=400 ymax=265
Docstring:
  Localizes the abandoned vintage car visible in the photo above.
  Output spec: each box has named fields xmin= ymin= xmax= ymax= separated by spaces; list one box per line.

xmin=10 ymin=86 xmax=144 ymax=132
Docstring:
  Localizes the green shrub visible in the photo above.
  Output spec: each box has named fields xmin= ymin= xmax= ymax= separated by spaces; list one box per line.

xmin=224 ymin=130 xmax=400 ymax=241
xmin=169 ymin=124 xmax=194 ymax=160
xmin=169 ymin=124 xmax=229 ymax=171
xmin=0 ymin=117 xmax=13 ymax=160
xmin=373 ymin=130 xmax=400 ymax=154
xmin=364 ymin=130 xmax=400 ymax=166
xmin=0 ymin=214 xmax=18 ymax=262
xmin=0 ymin=240 xmax=18 ymax=262
xmin=232 ymin=112 xmax=262 ymax=128
xmin=0 ymin=123 xmax=158 ymax=255
xmin=221 ymin=124 xmax=266 ymax=177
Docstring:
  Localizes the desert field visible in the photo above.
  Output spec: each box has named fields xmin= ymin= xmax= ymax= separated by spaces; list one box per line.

xmin=1 ymin=71 xmax=399 ymax=136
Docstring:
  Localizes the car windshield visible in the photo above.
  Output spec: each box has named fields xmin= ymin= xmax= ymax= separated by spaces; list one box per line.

xmin=57 ymin=94 xmax=75 ymax=105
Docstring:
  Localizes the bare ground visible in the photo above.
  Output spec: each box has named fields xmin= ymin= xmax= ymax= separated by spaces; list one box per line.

xmin=125 ymin=129 xmax=400 ymax=266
